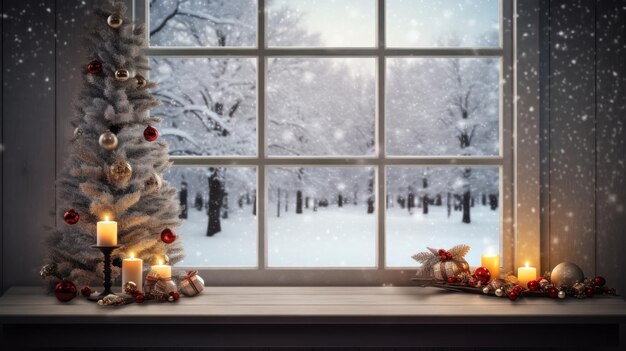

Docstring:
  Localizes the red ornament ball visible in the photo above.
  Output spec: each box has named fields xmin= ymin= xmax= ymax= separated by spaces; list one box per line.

xmin=549 ymin=287 xmax=559 ymax=298
xmin=585 ymin=287 xmax=594 ymax=298
xmin=80 ymin=285 xmax=92 ymax=297
xmin=447 ymin=276 xmax=456 ymax=284
xmin=87 ymin=60 xmax=102 ymax=75
xmin=144 ymin=125 xmax=158 ymax=141
xmin=54 ymin=280 xmax=77 ymax=302
xmin=472 ymin=267 xmax=491 ymax=284
xmin=527 ymin=280 xmax=540 ymax=291
xmin=63 ymin=209 xmax=79 ymax=225
xmin=169 ymin=291 xmax=180 ymax=301
xmin=593 ymin=276 xmax=606 ymax=287
xmin=135 ymin=294 xmax=145 ymax=303
xmin=512 ymin=285 xmax=524 ymax=295
xmin=507 ymin=291 xmax=518 ymax=301
xmin=161 ymin=228 xmax=177 ymax=244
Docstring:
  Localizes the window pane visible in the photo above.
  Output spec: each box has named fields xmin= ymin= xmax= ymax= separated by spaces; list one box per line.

xmin=165 ymin=167 xmax=257 ymax=267
xmin=150 ymin=58 xmax=257 ymax=156
xmin=267 ymin=167 xmax=376 ymax=267
xmin=386 ymin=167 xmax=500 ymax=267
xmin=267 ymin=58 xmax=376 ymax=156
xmin=386 ymin=0 xmax=500 ymax=47
xmin=268 ymin=0 xmax=376 ymax=47
xmin=149 ymin=0 xmax=256 ymax=47
xmin=386 ymin=58 xmax=499 ymax=156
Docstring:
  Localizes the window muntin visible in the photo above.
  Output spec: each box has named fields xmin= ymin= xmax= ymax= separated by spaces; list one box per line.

xmin=142 ymin=0 xmax=510 ymax=275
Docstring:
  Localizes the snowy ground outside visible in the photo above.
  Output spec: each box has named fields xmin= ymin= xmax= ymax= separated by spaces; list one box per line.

xmin=177 ymin=207 xmax=257 ymax=267
xmin=176 ymin=203 xmax=499 ymax=268
xmin=386 ymin=205 xmax=500 ymax=267
xmin=267 ymin=206 xmax=377 ymax=267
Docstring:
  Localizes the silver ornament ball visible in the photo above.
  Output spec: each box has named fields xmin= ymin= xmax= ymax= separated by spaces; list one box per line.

xmin=482 ymin=287 xmax=490 ymax=294
xmin=557 ymin=290 xmax=566 ymax=299
xmin=115 ymin=68 xmax=130 ymax=81
xmin=107 ymin=14 xmax=123 ymax=28
xmin=551 ymin=262 xmax=584 ymax=288
xmin=495 ymin=288 xmax=504 ymax=297
xmin=99 ymin=131 xmax=118 ymax=150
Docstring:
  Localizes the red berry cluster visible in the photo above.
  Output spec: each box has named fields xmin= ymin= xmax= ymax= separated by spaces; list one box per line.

xmin=437 ymin=249 xmax=453 ymax=261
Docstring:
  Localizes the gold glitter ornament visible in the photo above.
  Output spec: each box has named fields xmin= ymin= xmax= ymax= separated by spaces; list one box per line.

xmin=108 ymin=159 xmax=132 ymax=188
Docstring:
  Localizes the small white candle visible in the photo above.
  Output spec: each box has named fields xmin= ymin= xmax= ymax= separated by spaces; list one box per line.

xmin=96 ymin=216 xmax=117 ymax=246
xmin=517 ymin=262 xmax=537 ymax=287
xmin=151 ymin=259 xmax=171 ymax=279
xmin=122 ymin=253 xmax=143 ymax=293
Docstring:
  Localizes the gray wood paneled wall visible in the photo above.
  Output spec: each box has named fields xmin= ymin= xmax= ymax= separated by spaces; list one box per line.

xmin=1 ymin=0 xmax=624 ymax=293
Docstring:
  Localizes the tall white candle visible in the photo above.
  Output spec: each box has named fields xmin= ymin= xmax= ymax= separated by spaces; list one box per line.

xmin=122 ymin=253 xmax=143 ymax=293
xmin=96 ymin=216 xmax=117 ymax=246
xmin=151 ymin=259 xmax=171 ymax=279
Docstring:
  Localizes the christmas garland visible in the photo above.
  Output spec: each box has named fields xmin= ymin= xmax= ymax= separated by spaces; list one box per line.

xmin=411 ymin=245 xmax=618 ymax=301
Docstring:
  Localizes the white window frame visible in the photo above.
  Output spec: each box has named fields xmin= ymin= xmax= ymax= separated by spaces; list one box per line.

xmin=131 ymin=0 xmax=540 ymax=285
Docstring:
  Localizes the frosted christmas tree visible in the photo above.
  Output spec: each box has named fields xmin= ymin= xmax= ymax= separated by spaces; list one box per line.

xmin=41 ymin=0 xmax=184 ymax=289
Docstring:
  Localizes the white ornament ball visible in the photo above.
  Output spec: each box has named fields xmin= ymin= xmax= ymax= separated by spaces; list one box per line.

xmin=557 ymin=290 xmax=566 ymax=299
xmin=551 ymin=262 xmax=584 ymax=288
xmin=482 ymin=287 xmax=490 ymax=294
xmin=98 ymin=131 xmax=118 ymax=150
xmin=495 ymin=288 xmax=504 ymax=297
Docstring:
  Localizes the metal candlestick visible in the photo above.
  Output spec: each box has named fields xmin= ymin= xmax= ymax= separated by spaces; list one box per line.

xmin=88 ymin=245 xmax=121 ymax=302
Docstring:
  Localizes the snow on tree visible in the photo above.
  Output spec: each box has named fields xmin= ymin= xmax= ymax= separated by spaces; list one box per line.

xmin=43 ymin=1 xmax=184 ymax=289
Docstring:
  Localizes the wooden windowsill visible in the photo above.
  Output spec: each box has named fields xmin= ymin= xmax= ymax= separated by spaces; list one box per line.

xmin=1 ymin=286 xmax=626 ymax=348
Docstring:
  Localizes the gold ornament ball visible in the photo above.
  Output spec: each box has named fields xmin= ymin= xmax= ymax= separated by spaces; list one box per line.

xmin=109 ymin=160 xmax=133 ymax=188
xmin=135 ymin=74 xmax=147 ymax=88
xmin=98 ymin=131 xmax=118 ymax=150
xmin=115 ymin=68 xmax=130 ymax=81
xmin=144 ymin=173 xmax=162 ymax=193
xmin=107 ymin=14 xmax=123 ymax=28
xmin=550 ymin=262 xmax=584 ymax=288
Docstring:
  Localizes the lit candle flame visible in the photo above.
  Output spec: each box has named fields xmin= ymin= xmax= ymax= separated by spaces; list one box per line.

xmin=129 ymin=252 xmax=135 ymax=259
xmin=158 ymin=259 xmax=163 ymax=266
xmin=525 ymin=261 xmax=530 ymax=268
xmin=104 ymin=216 xmax=109 ymax=222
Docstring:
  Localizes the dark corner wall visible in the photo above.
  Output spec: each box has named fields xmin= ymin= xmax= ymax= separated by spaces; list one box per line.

xmin=539 ymin=0 xmax=626 ymax=295
xmin=0 ymin=0 xmax=625 ymax=292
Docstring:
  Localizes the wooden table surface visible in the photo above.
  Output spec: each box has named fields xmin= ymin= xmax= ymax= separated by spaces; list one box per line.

xmin=1 ymin=286 xmax=626 ymax=324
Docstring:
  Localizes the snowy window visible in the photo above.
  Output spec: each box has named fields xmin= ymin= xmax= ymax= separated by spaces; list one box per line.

xmin=140 ymin=0 xmax=510 ymax=274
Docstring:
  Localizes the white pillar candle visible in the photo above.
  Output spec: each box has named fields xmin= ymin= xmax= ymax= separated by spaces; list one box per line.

xmin=151 ymin=259 xmax=171 ymax=279
xmin=122 ymin=253 xmax=143 ymax=293
xmin=481 ymin=253 xmax=500 ymax=282
xmin=517 ymin=262 xmax=537 ymax=287
xmin=96 ymin=216 xmax=117 ymax=246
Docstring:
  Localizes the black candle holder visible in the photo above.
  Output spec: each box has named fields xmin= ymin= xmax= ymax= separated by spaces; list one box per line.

xmin=88 ymin=245 xmax=121 ymax=302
